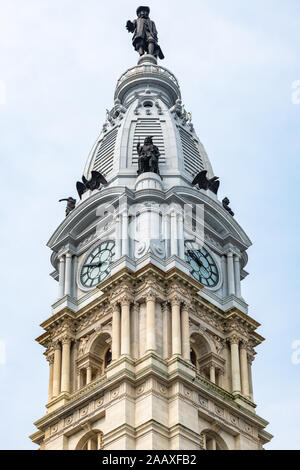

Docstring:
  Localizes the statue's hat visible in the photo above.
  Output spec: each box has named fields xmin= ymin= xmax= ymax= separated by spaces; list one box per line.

xmin=137 ymin=6 xmax=150 ymax=15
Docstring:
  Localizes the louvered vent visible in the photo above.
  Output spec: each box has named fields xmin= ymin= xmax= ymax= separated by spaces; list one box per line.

xmin=93 ymin=128 xmax=118 ymax=176
xmin=179 ymin=127 xmax=204 ymax=176
xmin=132 ymin=119 xmax=166 ymax=165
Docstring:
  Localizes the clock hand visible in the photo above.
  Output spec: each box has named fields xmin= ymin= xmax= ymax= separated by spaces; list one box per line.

xmin=187 ymin=250 xmax=210 ymax=274
xmin=187 ymin=250 xmax=202 ymax=265
xmin=84 ymin=261 xmax=104 ymax=268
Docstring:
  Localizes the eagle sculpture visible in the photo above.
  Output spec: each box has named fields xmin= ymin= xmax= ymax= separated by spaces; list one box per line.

xmin=192 ymin=171 xmax=220 ymax=195
xmin=76 ymin=171 xmax=108 ymax=199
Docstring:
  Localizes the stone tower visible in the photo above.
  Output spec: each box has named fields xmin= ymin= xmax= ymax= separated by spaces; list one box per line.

xmin=30 ymin=51 xmax=272 ymax=450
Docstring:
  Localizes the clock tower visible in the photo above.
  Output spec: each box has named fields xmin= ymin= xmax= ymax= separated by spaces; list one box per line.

xmin=30 ymin=10 xmax=272 ymax=451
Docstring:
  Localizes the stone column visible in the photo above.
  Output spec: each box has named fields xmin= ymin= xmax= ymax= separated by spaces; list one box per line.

xmin=227 ymin=251 xmax=235 ymax=296
xmin=248 ymin=353 xmax=254 ymax=401
xmin=58 ymin=256 xmax=65 ymax=298
xmin=112 ymin=303 xmax=121 ymax=361
xmin=53 ymin=342 xmax=62 ymax=397
xmin=121 ymin=297 xmax=131 ymax=356
xmin=221 ymin=255 xmax=228 ymax=298
xmin=65 ymin=253 xmax=72 ymax=297
xmin=122 ymin=211 xmax=129 ymax=257
xmin=234 ymin=255 xmax=241 ymax=298
xmin=200 ymin=433 xmax=206 ymax=450
xmin=177 ymin=212 xmax=185 ymax=259
xmin=146 ymin=293 xmax=156 ymax=353
xmin=115 ymin=214 xmax=121 ymax=259
xmin=132 ymin=303 xmax=139 ymax=359
xmin=207 ymin=437 xmax=217 ymax=450
xmin=163 ymin=212 xmax=170 ymax=258
xmin=77 ymin=370 xmax=81 ymax=390
xmin=181 ymin=304 xmax=190 ymax=361
xmin=162 ymin=302 xmax=171 ymax=359
xmin=230 ymin=337 xmax=241 ymax=394
xmin=210 ymin=365 xmax=216 ymax=384
xmin=61 ymin=337 xmax=71 ymax=393
xmin=73 ymin=256 xmax=78 ymax=298
xmin=240 ymin=342 xmax=250 ymax=398
xmin=171 ymin=298 xmax=181 ymax=356
xmin=86 ymin=366 xmax=92 ymax=385
xmin=47 ymin=354 xmax=54 ymax=402
xmin=218 ymin=370 xmax=224 ymax=389
xmin=97 ymin=433 xmax=103 ymax=450
xmin=87 ymin=437 xmax=97 ymax=450
xmin=170 ymin=211 xmax=178 ymax=256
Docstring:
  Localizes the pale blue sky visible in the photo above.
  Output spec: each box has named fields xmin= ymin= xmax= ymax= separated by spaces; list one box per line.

xmin=0 ymin=0 xmax=299 ymax=449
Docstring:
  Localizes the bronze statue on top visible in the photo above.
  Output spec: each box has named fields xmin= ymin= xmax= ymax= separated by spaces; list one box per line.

xmin=137 ymin=136 xmax=160 ymax=176
xmin=126 ymin=6 xmax=164 ymax=60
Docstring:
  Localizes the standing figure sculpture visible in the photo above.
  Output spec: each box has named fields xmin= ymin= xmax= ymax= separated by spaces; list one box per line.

xmin=137 ymin=136 xmax=160 ymax=176
xmin=59 ymin=197 xmax=76 ymax=217
xmin=126 ymin=6 xmax=164 ymax=60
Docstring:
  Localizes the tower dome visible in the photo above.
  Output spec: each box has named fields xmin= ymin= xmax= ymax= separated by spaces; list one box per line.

xmin=84 ymin=55 xmax=214 ymax=190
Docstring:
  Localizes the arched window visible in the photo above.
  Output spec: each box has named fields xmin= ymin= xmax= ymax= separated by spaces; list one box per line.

xmin=77 ymin=333 xmax=112 ymax=390
xmin=190 ymin=348 xmax=197 ymax=367
xmin=77 ymin=431 xmax=103 ymax=450
xmin=201 ymin=431 xmax=228 ymax=450
xmin=104 ymin=348 xmax=112 ymax=368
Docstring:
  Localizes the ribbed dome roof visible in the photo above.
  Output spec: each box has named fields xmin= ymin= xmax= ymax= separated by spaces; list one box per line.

xmin=84 ymin=55 xmax=214 ymax=191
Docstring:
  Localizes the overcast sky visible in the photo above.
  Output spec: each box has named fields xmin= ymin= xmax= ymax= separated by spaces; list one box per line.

xmin=0 ymin=0 xmax=299 ymax=450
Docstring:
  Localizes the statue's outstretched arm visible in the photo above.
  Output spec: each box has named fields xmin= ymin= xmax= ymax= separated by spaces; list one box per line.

xmin=126 ymin=20 xmax=135 ymax=33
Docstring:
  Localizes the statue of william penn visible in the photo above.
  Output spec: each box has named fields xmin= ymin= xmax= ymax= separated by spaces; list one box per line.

xmin=126 ymin=6 xmax=164 ymax=60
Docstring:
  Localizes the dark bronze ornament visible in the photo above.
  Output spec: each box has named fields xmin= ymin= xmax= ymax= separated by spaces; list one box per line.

xmin=76 ymin=171 xmax=108 ymax=199
xmin=192 ymin=171 xmax=220 ymax=195
xmin=59 ymin=197 xmax=76 ymax=217
xmin=222 ymin=197 xmax=235 ymax=216
xmin=137 ymin=136 xmax=160 ymax=176
xmin=126 ymin=6 xmax=164 ymax=60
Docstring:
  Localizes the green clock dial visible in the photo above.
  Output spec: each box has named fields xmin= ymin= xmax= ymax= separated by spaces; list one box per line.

xmin=185 ymin=246 xmax=219 ymax=287
xmin=81 ymin=241 xmax=115 ymax=288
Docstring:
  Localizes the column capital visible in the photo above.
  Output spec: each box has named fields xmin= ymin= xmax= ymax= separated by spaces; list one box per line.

xmin=132 ymin=301 xmax=140 ymax=311
xmin=182 ymin=300 xmax=192 ymax=311
xmin=120 ymin=295 xmax=132 ymax=307
xmin=46 ymin=353 xmax=54 ymax=364
xmin=171 ymin=297 xmax=182 ymax=308
xmin=240 ymin=339 xmax=249 ymax=350
xmin=228 ymin=334 xmax=241 ymax=345
xmin=111 ymin=301 xmax=120 ymax=311
xmin=53 ymin=340 xmax=61 ymax=350
xmin=247 ymin=350 xmax=255 ymax=364
xmin=161 ymin=301 xmax=170 ymax=311
xmin=62 ymin=335 xmax=72 ymax=346
xmin=146 ymin=291 xmax=156 ymax=302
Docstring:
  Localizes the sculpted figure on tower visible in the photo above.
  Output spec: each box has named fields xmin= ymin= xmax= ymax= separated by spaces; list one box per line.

xmin=137 ymin=136 xmax=160 ymax=175
xmin=126 ymin=6 xmax=165 ymax=60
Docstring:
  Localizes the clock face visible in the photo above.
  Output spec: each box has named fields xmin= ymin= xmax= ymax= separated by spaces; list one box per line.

xmin=81 ymin=241 xmax=115 ymax=288
xmin=185 ymin=245 xmax=219 ymax=287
